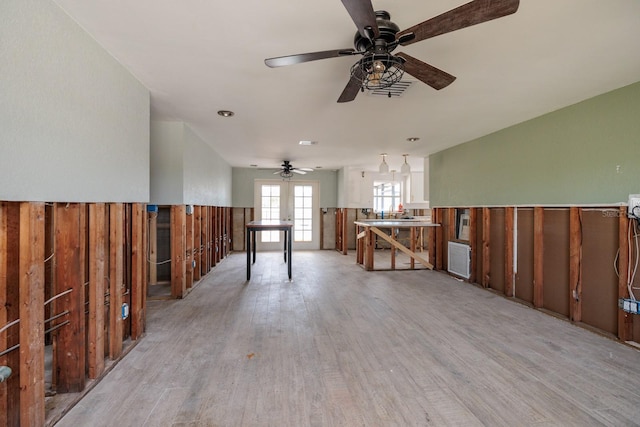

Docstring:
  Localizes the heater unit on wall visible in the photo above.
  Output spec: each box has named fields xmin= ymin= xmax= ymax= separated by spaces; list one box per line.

xmin=448 ymin=241 xmax=471 ymax=279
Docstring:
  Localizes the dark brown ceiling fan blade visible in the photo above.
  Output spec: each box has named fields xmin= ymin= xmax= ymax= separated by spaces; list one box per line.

xmin=341 ymin=0 xmax=379 ymax=39
xmin=265 ymin=49 xmax=356 ymax=68
xmin=397 ymin=0 xmax=520 ymax=46
xmin=396 ymin=52 xmax=456 ymax=90
xmin=337 ymin=67 xmax=365 ymax=103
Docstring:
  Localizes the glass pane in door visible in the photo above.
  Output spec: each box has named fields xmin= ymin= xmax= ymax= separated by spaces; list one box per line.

xmin=261 ymin=184 xmax=280 ymax=242
xmin=293 ymin=184 xmax=313 ymax=242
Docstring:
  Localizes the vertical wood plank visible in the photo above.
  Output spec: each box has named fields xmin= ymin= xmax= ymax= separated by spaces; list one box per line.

xmin=618 ymin=206 xmax=632 ymax=341
xmin=171 ymin=205 xmax=186 ymax=298
xmin=109 ymin=203 xmax=124 ymax=358
xmin=19 ymin=202 xmax=45 ymax=426
xmin=434 ymin=208 xmax=444 ymax=271
xmin=482 ymin=207 xmax=491 ymax=288
xmin=447 ymin=208 xmax=456 ymax=241
xmin=569 ymin=207 xmax=582 ymax=322
xmin=148 ymin=209 xmax=157 ymax=285
xmin=2 ymin=203 xmax=21 ymax=426
xmin=88 ymin=203 xmax=105 ymax=379
xmin=342 ymin=209 xmax=349 ymax=255
xmin=365 ymin=228 xmax=374 ymax=271
xmin=194 ymin=206 xmax=202 ymax=281
xmin=533 ymin=207 xmax=545 ymax=308
xmin=210 ymin=206 xmax=218 ymax=268
xmin=0 ymin=203 xmax=5 ymax=426
xmin=200 ymin=206 xmax=208 ymax=275
xmin=504 ymin=207 xmax=514 ymax=297
xmin=468 ymin=208 xmax=477 ymax=284
xmin=130 ymin=204 xmax=146 ymax=340
xmin=54 ymin=203 xmax=86 ymax=393
xmin=185 ymin=208 xmax=194 ymax=290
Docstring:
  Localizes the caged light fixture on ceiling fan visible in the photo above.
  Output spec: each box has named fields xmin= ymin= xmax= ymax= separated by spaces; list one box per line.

xmin=264 ymin=0 xmax=520 ymax=103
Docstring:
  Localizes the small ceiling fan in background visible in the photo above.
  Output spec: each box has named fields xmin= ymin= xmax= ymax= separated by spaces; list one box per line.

xmin=265 ymin=0 xmax=520 ymax=102
xmin=275 ymin=160 xmax=314 ymax=178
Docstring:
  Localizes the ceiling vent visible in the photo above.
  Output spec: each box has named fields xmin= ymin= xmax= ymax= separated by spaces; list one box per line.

xmin=366 ymin=80 xmax=414 ymax=98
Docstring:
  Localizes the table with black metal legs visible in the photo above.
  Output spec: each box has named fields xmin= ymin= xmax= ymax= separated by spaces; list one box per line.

xmin=246 ymin=220 xmax=293 ymax=280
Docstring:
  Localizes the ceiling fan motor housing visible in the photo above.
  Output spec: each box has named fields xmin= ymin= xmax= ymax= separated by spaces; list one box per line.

xmin=353 ymin=11 xmax=400 ymax=52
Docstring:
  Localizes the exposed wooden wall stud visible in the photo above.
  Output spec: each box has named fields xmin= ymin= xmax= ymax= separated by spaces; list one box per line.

xmin=54 ymin=203 xmax=86 ymax=393
xmin=569 ymin=207 xmax=582 ymax=322
xmin=88 ymin=203 xmax=106 ymax=379
xmin=19 ymin=202 xmax=46 ymax=426
xmin=533 ymin=207 xmax=545 ymax=308
xmin=504 ymin=207 xmax=514 ymax=297
xmin=109 ymin=203 xmax=124 ymax=358
xmin=482 ymin=207 xmax=491 ymax=288
xmin=130 ymin=203 xmax=146 ymax=340
xmin=171 ymin=205 xmax=186 ymax=298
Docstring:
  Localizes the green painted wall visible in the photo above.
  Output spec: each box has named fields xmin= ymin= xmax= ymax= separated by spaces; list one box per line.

xmin=430 ymin=81 xmax=640 ymax=207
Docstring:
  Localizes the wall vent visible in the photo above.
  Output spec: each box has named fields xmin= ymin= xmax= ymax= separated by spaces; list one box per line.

xmin=448 ymin=241 xmax=471 ymax=279
xmin=366 ymin=80 xmax=414 ymax=98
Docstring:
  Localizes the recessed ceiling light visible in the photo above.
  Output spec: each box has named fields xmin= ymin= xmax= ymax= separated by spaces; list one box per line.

xmin=217 ymin=110 xmax=234 ymax=117
xmin=299 ymin=140 xmax=317 ymax=146
xmin=406 ymin=137 xmax=420 ymax=142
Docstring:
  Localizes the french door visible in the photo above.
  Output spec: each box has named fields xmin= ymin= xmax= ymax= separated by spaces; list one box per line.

xmin=254 ymin=179 xmax=319 ymax=250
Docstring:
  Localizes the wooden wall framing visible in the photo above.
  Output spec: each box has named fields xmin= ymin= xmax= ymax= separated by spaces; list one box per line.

xmin=0 ymin=202 xmax=148 ymax=426
xmin=431 ymin=205 xmax=640 ymax=345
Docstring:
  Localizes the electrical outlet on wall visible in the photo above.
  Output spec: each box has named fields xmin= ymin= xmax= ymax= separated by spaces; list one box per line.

xmin=628 ymin=194 xmax=640 ymax=219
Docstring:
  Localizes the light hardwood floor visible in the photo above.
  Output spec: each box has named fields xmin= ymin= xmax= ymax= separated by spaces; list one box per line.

xmin=57 ymin=251 xmax=640 ymax=426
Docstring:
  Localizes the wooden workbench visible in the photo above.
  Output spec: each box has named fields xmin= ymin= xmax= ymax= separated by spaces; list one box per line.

xmin=354 ymin=220 xmax=439 ymax=271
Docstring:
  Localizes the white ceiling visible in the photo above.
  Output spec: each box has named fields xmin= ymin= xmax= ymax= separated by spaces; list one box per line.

xmin=53 ymin=0 xmax=640 ymax=173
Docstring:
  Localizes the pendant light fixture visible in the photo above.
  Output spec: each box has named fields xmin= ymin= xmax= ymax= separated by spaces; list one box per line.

xmin=401 ymin=154 xmax=411 ymax=175
xmin=379 ymin=153 xmax=389 ymax=174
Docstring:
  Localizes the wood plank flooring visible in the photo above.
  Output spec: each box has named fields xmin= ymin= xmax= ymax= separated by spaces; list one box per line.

xmin=57 ymin=251 xmax=640 ymax=426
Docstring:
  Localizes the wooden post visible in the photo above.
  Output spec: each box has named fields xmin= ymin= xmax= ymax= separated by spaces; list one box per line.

xmin=194 ymin=206 xmax=202 ymax=282
xmin=504 ymin=207 xmax=514 ymax=297
xmin=618 ymin=206 xmax=632 ymax=341
xmin=148 ymin=209 xmax=157 ymax=286
xmin=434 ymin=208 xmax=443 ymax=271
xmin=19 ymin=202 xmax=46 ymax=426
xmin=342 ymin=209 xmax=348 ymax=255
xmin=447 ymin=208 xmax=456 ymax=242
xmin=130 ymin=204 xmax=146 ymax=340
xmin=468 ymin=208 xmax=477 ymax=284
xmin=185 ymin=208 xmax=194 ymax=290
xmin=533 ymin=207 xmax=545 ymax=308
xmin=54 ymin=203 xmax=86 ymax=393
xmin=410 ymin=227 xmax=416 ymax=269
xmin=88 ymin=203 xmax=106 ymax=379
xmin=482 ymin=207 xmax=491 ymax=288
xmin=569 ymin=207 xmax=582 ymax=322
xmin=109 ymin=203 xmax=124 ymax=359
xmin=171 ymin=205 xmax=186 ymax=298
xmin=365 ymin=228 xmax=374 ymax=271
xmin=200 ymin=206 xmax=208 ymax=276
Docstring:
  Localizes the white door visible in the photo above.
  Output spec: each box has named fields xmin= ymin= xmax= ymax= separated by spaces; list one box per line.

xmin=254 ymin=179 xmax=320 ymax=250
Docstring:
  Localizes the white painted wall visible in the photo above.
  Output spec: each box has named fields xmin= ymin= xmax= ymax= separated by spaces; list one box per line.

xmin=150 ymin=122 xmax=184 ymax=205
xmin=183 ymin=125 xmax=232 ymax=206
xmin=150 ymin=121 xmax=232 ymax=206
xmin=0 ymin=0 xmax=149 ymax=202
